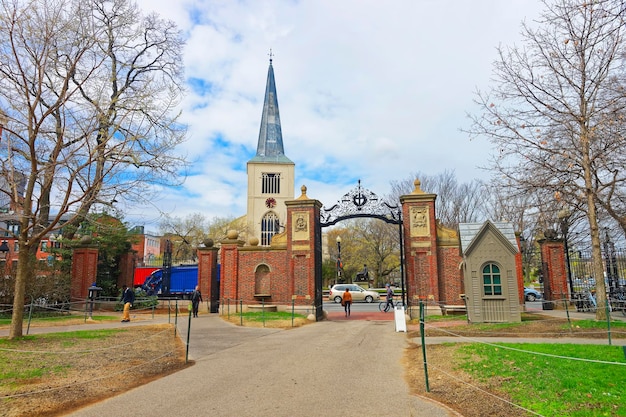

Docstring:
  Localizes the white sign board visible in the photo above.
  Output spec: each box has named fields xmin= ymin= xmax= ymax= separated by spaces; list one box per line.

xmin=394 ymin=306 xmax=407 ymax=332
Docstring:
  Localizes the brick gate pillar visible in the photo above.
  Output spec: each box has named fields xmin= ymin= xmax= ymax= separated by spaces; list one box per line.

xmin=285 ymin=185 xmax=324 ymax=321
xmin=538 ymin=238 xmax=569 ymax=309
xmin=219 ymin=230 xmax=244 ymax=312
xmin=70 ymin=239 xmax=99 ymax=300
xmin=400 ymin=180 xmax=441 ymax=312
xmin=198 ymin=239 xmax=219 ymax=313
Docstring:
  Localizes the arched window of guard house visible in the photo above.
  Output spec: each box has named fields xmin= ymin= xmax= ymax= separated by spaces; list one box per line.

xmin=482 ymin=263 xmax=502 ymax=296
xmin=255 ymin=264 xmax=271 ymax=295
xmin=261 ymin=212 xmax=280 ymax=246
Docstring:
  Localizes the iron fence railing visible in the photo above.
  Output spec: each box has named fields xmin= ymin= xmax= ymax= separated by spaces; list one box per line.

xmin=567 ymin=248 xmax=626 ymax=296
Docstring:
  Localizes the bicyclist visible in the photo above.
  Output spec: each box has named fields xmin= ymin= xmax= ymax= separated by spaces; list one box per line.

xmin=384 ymin=284 xmax=394 ymax=312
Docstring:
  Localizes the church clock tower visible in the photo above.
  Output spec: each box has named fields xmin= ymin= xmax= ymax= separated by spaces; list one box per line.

xmin=247 ymin=55 xmax=294 ymax=245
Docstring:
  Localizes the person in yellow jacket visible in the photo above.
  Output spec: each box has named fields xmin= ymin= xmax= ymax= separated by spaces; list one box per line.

xmin=342 ymin=287 xmax=353 ymax=317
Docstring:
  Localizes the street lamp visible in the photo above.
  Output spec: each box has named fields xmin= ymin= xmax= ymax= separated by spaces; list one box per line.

xmin=558 ymin=208 xmax=574 ymax=297
xmin=336 ymin=236 xmax=342 ymax=285
xmin=603 ymin=227 xmax=617 ymax=294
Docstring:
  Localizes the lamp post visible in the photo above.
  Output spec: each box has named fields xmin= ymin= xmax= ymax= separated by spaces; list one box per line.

xmin=603 ymin=227 xmax=617 ymax=295
xmin=558 ymin=208 xmax=574 ymax=297
xmin=336 ymin=236 xmax=342 ymax=285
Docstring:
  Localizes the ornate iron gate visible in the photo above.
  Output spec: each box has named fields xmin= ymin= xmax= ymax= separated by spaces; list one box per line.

xmin=319 ymin=180 xmax=406 ymax=306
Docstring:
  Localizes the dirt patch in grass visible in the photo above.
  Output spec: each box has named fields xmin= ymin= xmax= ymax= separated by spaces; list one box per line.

xmin=1 ymin=324 xmax=188 ymax=417
xmin=404 ymin=343 xmax=529 ymax=417
xmin=412 ymin=313 xmax=626 ymax=339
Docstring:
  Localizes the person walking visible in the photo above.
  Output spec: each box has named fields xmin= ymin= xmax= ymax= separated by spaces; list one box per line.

xmin=384 ymin=284 xmax=394 ymax=312
xmin=191 ymin=285 xmax=203 ymax=317
xmin=121 ymin=285 xmax=135 ymax=322
xmin=342 ymin=287 xmax=352 ymax=317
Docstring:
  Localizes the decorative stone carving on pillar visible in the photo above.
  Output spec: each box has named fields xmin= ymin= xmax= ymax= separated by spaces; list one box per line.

xmin=70 ymin=236 xmax=99 ymax=300
xmin=198 ymin=238 xmax=219 ymax=313
xmin=400 ymin=180 xmax=441 ymax=309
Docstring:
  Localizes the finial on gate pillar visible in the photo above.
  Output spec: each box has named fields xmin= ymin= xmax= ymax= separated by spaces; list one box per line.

xmin=412 ymin=179 xmax=424 ymax=194
xmin=297 ymin=184 xmax=308 ymax=200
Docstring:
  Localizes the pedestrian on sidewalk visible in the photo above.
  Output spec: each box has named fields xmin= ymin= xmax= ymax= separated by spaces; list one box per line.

xmin=342 ymin=287 xmax=352 ymax=317
xmin=121 ymin=285 xmax=135 ymax=322
xmin=384 ymin=284 xmax=394 ymax=312
xmin=191 ymin=285 xmax=203 ymax=317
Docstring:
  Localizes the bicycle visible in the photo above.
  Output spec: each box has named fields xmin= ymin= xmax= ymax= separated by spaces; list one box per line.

xmin=609 ymin=289 xmax=626 ymax=316
xmin=378 ymin=299 xmax=395 ymax=312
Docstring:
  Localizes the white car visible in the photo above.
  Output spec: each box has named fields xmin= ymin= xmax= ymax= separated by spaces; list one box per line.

xmin=328 ymin=284 xmax=380 ymax=303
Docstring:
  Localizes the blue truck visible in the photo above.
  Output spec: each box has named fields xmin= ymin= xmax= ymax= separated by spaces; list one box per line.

xmin=142 ymin=266 xmax=198 ymax=298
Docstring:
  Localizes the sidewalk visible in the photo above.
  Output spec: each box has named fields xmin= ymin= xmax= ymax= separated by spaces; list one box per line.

xmin=2 ymin=313 xmax=458 ymax=417
xmin=4 ymin=307 xmax=623 ymax=417
xmin=413 ymin=307 xmax=626 ymax=346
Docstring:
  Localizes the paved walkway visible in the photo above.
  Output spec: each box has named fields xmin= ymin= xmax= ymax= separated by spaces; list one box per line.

xmin=1 ymin=312 xmax=458 ymax=417
xmin=2 ymin=307 xmax=624 ymax=417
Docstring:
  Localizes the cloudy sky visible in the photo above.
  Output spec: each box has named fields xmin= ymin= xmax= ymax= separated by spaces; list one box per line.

xmin=129 ymin=0 xmax=544 ymax=230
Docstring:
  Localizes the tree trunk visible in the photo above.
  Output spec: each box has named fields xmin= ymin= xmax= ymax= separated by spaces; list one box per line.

xmin=8 ymin=246 xmax=34 ymax=339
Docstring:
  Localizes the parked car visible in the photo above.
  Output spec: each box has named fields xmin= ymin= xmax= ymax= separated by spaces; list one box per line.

xmin=524 ymin=287 xmax=542 ymax=302
xmin=329 ymin=284 xmax=380 ymax=303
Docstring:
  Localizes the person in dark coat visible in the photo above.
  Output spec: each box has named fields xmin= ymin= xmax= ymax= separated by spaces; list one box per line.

xmin=121 ymin=285 xmax=135 ymax=322
xmin=191 ymin=285 xmax=203 ymax=317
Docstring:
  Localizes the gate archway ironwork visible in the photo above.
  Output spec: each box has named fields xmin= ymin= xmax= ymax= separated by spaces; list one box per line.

xmin=320 ymin=180 xmax=406 ymax=306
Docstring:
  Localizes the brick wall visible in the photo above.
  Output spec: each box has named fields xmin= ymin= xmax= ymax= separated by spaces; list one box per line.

xmin=436 ymin=246 xmax=463 ymax=304
xmin=70 ymin=246 xmax=99 ymax=300
xmin=539 ymin=239 xmax=569 ymax=302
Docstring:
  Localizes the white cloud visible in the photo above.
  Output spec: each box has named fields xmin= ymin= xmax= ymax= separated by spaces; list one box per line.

xmin=131 ymin=0 xmax=544 ymax=227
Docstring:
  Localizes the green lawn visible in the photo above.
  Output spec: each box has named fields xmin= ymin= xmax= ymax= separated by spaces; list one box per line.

xmin=458 ymin=342 xmax=626 ymax=416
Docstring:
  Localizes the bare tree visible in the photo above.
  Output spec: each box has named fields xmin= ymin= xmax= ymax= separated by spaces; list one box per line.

xmin=160 ymin=213 xmax=209 ymax=262
xmin=326 ymin=220 xmax=400 ymax=287
xmin=351 ymin=219 xmax=401 ymax=287
xmin=0 ymin=0 xmax=186 ymax=338
xmin=389 ymin=170 xmax=488 ymax=229
xmin=206 ymin=215 xmax=241 ymax=243
xmin=466 ymin=0 xmax=626 ymax=319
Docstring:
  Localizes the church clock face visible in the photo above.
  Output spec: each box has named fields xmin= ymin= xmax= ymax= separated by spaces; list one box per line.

xmin=265 ymin=197 xmax=276 ymax=208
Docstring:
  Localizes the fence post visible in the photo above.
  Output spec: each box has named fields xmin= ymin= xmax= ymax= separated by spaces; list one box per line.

xmin=420 ymin=300 xmax=430 ymax=392
xmin=605 ymin=300 xmax=612 ymax=346
xmin=174 ymin=299 xmax=178 ymax=337
xmin=262 ymin=298 xmax=265 ymax=327
xmin=562 ymin=292 xmax=572 ymax=332
xmin=26 ymin=299 xmax=34 ymax=335
xmin=239 ymin=299 xmax=243 ymax=326
xmin=186 ymin=306 xmax=192 ymax=363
